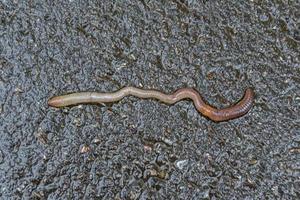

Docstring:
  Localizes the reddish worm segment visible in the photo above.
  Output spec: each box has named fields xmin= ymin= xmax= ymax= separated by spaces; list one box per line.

xmin=48 ymin=87 xmax=254 ymax=122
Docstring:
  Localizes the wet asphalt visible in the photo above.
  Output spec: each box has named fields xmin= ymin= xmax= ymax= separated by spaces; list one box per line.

xmin=0 ymin=1 xmax=300 ymax=199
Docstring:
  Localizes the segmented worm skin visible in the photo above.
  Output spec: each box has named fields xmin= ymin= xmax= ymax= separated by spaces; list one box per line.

xmin=48 ymin=87 xmax=254 ymax=122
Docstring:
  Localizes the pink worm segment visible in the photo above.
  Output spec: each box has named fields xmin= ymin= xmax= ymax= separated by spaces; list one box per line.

xmin=48 ymin=87 xmax=254 ymax=122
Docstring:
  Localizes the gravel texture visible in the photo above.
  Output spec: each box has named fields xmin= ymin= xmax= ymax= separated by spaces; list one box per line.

xmin=0 ymin=1 xmax=299 ymax=199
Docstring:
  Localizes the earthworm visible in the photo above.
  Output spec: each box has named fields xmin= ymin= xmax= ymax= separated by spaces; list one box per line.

xmin=48 ymin=87 xmax=254 ymax=122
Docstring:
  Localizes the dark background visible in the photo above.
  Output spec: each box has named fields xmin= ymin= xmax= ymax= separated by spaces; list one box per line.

xmin=0 ymin=1 xmax=299 ymax=199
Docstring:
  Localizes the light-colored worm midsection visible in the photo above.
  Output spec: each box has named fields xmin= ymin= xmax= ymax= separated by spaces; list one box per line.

xmin=48 ymin=87 xmax=254 ymax=122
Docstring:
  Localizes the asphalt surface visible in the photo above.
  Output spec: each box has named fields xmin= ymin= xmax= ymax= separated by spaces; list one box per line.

xmin=0 ymin=1 xmax=299 ymax=199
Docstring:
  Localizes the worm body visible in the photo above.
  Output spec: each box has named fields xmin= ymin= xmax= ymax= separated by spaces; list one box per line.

xmin=48 ymin=87 xmax=254 ymax=122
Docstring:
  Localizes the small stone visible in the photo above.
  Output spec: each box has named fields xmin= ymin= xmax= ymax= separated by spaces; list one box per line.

xmin=289 ymin=147 xmax=300 ymax=153
xmin=249 ymin=159 xmax=258 ymax=165
xmin=80 ymin=145 xmax=91 ymax=153
xmin=143 ymin=145 xmax=152 ymax=152
xmin=14 ymin=87 xmax=23 ymax=93
xmin=175 ymin=159 xmax=188 ymax=170
xmin=92 ymin=138 xmax=101 ymax=144
xmin=73 ymin=118 xmax=82 ymax=127
xmin=161 ymin=137 xmax=173 ymax=146
xmin=157 ymin=170 xmax=167 ymax=179
xmin=260 ymin=14 xmax=269 ymax=22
